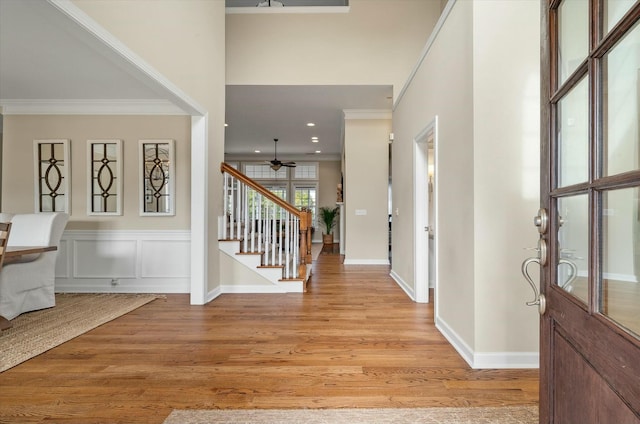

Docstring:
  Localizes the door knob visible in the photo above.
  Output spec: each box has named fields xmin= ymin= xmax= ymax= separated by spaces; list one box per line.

xmin=533 ymin=208 xmax=548 ymax=234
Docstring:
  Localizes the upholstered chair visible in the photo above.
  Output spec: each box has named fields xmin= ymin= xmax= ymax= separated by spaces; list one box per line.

xmin=0 ymin=213 xmax=69 ymax=320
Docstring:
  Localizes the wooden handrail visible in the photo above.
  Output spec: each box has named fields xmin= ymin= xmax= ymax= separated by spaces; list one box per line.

xmin=221 ymin=162 xmax=301 ymax=217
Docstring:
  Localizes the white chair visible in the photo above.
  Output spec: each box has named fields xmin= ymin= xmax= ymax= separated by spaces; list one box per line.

xmin=0 ymin=212 xmax=69 ymax=320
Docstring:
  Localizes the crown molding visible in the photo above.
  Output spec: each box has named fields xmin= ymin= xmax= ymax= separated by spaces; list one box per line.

xmin=226 ymin=6 xmax=349 ymax=14
xmin=0 ymin=99 xmax=189 ymax=115
xmin=342 ymin=109 xmax=392 ymax=120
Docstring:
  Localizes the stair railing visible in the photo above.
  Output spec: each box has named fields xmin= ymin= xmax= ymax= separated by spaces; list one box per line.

xmin=220 ymin=163 xmax=312 ymax=280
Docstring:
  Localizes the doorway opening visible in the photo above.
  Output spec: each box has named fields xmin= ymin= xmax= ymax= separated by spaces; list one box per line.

xmin=414 ymin=116 xmax=437 ymax=305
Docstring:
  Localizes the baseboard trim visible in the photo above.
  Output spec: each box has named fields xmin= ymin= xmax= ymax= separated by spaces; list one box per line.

xmin=390 ymin=269 xmax=415 ymax=301
xmin=220 ymin=284 xmax=287 ymax=294
xmin=436 ymin=316 xmax=540 ymax=369
xmin=435 ymin=316 xmax=474 ymax=367
xmin=473 ymin=352 xmax=539 ymax=369
xmin=343 ymin=259 xmax=390 ymax=265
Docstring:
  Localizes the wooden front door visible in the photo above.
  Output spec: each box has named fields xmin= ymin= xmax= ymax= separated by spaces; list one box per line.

xmin=539 ymin=1 xmax=640 ymax=423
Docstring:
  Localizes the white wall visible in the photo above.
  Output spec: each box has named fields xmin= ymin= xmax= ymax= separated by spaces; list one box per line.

xmin=392 ymin=0 xmax=541 ymax=367
xmin=343 ymin=115 xmax=391 ymax=264
xmin=226 ymin=0 xmax=441 ymax=99
xmin=74 ymin=0 xmax=226 ymax=295
xmin=392 ymin=0 xmax=476 ymax=351
xmin=472 ymin=0 xmax=541 ymax=357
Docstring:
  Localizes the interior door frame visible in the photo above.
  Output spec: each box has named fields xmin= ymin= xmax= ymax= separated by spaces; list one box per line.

xmin=414 ymin=116 xmax=438 ymax=304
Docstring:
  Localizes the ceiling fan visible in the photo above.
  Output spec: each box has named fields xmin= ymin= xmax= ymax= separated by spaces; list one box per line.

xmin=265 ymin=138 xmax=296 ymax=171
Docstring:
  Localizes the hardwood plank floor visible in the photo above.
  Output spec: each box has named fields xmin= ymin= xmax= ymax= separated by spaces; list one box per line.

xmin=0 ymin=253 xmax=538 ymax=423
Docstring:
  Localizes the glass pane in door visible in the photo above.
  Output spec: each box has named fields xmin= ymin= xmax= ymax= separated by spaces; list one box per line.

xmin=605 ymin=0 xmax=638 ymax=33
xmin=558 ymin=77 xmax=590 ymax=187
xmin=557 ymin=194 xmax=589 ymax=304
xmin=601 ymin=187 xmax=640 ymax=338
xmin=558 ymin=0 xmax=589 ymax=84
xmin=603 ymin=20 xmax=640 ymax=177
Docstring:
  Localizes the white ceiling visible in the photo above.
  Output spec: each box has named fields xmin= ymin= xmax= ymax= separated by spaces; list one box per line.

xmin=0 ymin=0 xmax=170 ymax=102
xmin=225 ymin=85 xmax=392 ymax=158
xmin=226 ymin=0 xmax=348 ymax=7
xmin=0 ymin=0 xmax=392 ymax=158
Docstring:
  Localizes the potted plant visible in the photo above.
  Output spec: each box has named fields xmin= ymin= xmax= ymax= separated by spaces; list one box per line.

xmin=319 ymin=206 xmax=339 ymax=245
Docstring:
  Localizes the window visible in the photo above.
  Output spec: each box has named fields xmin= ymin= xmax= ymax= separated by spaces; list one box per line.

xmin=293 ymin=184 xmax=318 ymax=228
xmin=244 ymin=163 xmax=288 ymax=180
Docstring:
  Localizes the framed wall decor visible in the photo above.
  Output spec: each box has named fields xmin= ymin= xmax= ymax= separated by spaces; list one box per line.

xmin=34 ymin=139 xmax=71 ymax=213
xmin=87 ymin=139 xmax=123 ymax=216
xmin=139 ymin=139 xmax=175 ymax=216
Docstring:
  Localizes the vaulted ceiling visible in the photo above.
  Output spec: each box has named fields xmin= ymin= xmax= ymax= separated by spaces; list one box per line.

xmin=0 ymin=0 xmax=391 ymax=158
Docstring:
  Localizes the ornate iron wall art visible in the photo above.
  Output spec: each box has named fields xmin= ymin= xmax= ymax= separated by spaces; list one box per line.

xmin=34 ymin=139 xmax=70 ymax=213
xmin=139 ymin=140 xmax=175 ymax=216
xmin=87 ymin=140 xmax=122 ymax=215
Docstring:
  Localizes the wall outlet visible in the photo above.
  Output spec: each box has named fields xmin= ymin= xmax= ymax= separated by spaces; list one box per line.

xmin=355 ymin=209 xmax=367 ymax=216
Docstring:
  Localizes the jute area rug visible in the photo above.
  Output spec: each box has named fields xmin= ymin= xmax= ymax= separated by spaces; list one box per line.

xmin=164 ymin=406 xmax=538 ymax=424
xmin=0 ymin=293 xmax=162 ymax=372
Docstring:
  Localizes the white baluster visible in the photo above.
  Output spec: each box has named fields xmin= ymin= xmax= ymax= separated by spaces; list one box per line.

xmin=293 ymin=217 xmax=299 ymax=278
xmin=271 ymin=205 xmax=277 ymax=266
xmin=236 ymin=180 xmax=242 ymax=241
xmin=243 ymin=185 xmax=248 ymax=252
xmin=251 ymin=190 xmax=256 ymax=253
xmin=229 ymin=177 xmax=235 ymax=238
xmin=223 ymin=172 xmax=228 ymax=239
xmin=264 ymin=202 xmax=270 ymax=265
xmin=257 ymin=195 xmax=262 ymax=254
xmin=285 ymin=211 xmax=290 ymax=278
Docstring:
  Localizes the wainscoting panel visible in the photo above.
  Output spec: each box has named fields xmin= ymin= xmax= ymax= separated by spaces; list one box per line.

xmin=56 ymin=230 xmax=191 ymax=293
xmin=141 ymin=240 xmax=190 ymax=278
xmin=74 ymin=239 xmax=138 ymax=278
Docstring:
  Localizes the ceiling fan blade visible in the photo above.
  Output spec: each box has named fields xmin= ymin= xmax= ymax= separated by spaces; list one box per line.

xmin=283 ymin=163 xmax=296 ymax=167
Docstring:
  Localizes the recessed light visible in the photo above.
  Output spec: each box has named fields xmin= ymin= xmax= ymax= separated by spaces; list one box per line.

xmin=306 ymin=122 xmax=315 ymax=127
xmin=315 ymin=150 xmax=321 ymax=154
xmin=224 ymin=123 xmax=229 ymax=127
xmin=254 ymin=150 xmax=261 ymax=153
xmin=311 ymin=137 xmax=319 ymax=142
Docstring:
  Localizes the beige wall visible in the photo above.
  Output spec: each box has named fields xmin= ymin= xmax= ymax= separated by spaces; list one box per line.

xmin=74 ymin=0 xmax=226 ymax=293
xmin=318 ymin=160 xmax=341 ymax=242
xmin=2 ymin=115 xmax=191 ymax=230
xmin=226 ymin=0 xmax=441 ymax=98
xmin=472 ymin=0 xmax=541 ymax=353
xmin=392 ymin=0 xmax=541 ymax=359
xmin=344 ymin=118 xmax=391 ymax=263
xmin=392 ymin=0 xmax=476 ymax=347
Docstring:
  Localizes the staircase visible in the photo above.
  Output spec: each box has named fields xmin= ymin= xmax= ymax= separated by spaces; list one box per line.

xmin=219 ymin=163 xmax=313 ymax=293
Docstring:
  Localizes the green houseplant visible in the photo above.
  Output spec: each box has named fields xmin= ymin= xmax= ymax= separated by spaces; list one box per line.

xmin=319 ymin=206 xmax=339 ymax=245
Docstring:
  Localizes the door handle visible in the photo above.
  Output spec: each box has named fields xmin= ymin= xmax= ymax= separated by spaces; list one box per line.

xmin=521 ymin=256 xmax=546 ymax=315
xmin=558 ymin=258 xmax=578 ymax=292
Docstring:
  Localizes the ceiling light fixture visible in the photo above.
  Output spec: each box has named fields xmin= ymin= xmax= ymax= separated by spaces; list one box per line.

xmin=254 ymin=150 xmax=261 ymax=153
xmin=315 ymin=150 xmax=321 ymax=154
xmin=306 ymin=122 xmax=315 ymax=127
xmin=257 ymin=0 xmax=284 ymax=6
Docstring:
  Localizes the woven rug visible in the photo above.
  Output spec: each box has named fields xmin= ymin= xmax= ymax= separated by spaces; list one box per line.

xmin=163 ymin=406 xmax=538 ymax=424
xmin=0 ymin=293 xmax=162 ymax=372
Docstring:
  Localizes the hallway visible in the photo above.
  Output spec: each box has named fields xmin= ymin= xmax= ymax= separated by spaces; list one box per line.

xmin=0 ymin=253 xmax=538 ymax=423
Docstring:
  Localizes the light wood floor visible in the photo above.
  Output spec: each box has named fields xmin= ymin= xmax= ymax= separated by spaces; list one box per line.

xmin=0 ymin=251 xmax=538 ymax=424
